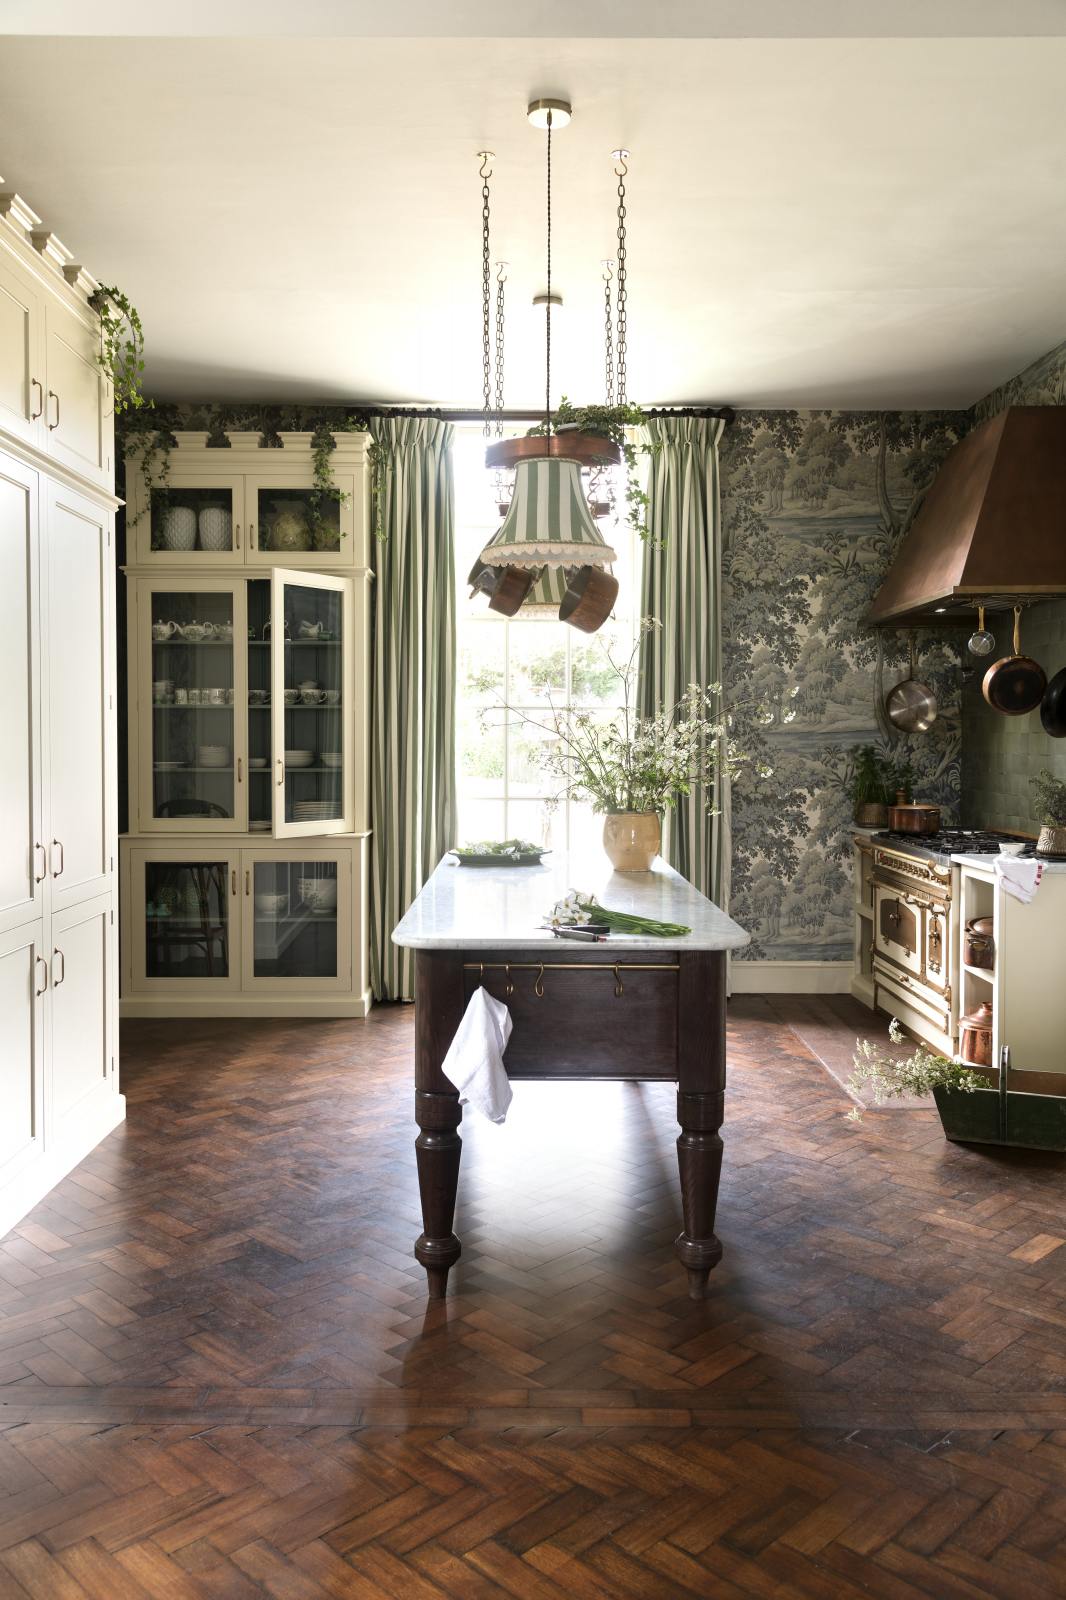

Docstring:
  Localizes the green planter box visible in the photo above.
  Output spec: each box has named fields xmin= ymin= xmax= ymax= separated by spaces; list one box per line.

xmin=934 ymin=1084 xmax=1066 ymax=1151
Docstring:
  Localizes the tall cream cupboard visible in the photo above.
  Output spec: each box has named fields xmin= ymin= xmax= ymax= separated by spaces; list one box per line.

xmin=120 ymin=431 xmax=372 ymax=1018
xmin=0 ymin=192 xmax=122 ymax=1237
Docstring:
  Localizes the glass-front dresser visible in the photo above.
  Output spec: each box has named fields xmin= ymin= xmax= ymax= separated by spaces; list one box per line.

xmin=120 ymin=431 xmax=372 ymax=1018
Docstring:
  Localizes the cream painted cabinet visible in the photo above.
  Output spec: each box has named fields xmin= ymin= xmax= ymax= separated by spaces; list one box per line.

xmin=126 ymin=432 xmax=369 ymax=571
xmin=0 ymin=921 xmax=47 ymax=1196
xmin=44 ymin=298 xmax=112 ymax=491
xmin=45 ymin=481 xmax=115 ymax=910
xmin=0 ymin=199 xmax=122 ymax=1240
xmin=122 ymin=839 xmax=367 ymax=1015
xmin=127 ymin=568 xmax=360 ymax=838
xmin=49 ymin=894 xmax=115 ymax=1144
xmin=0 ymin=455 xmax=44 ymax=937
xmin=0 ymin=252 xmax=43 ymax=448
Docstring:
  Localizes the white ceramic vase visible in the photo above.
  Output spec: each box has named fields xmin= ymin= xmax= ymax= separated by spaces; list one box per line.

xmin=198 ymin=505 xmax=232 ymax=551
xmin=161 ymin=506 xmax=197 ymax=551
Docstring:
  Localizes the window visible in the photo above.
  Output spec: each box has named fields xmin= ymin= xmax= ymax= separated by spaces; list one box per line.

xmin=453 ymin=424 xmax=642 ymax=858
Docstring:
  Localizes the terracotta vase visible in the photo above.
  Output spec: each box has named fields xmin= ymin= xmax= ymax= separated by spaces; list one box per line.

xmin=1036 ymin=824 xmax=1066 ymax=856
xmin=603 ymin=812 xmax=661 ymax=872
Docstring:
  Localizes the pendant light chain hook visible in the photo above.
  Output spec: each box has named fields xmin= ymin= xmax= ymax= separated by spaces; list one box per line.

xmin=602 ymin=259 xmax=615 ymax=406
xmin=612 ymin=148 xmax=629 ymax=406
xmin=545 ymin=111 xmax=552 ymax=436
xmin=494 ymin=261 xmax=507 ymax=436
xmin=479 ymin=152 xmax=494 ymax=437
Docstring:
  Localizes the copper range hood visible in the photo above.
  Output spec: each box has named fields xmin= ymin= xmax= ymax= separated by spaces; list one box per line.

xmin=865 ymin=406 xmax=1066 ymax=627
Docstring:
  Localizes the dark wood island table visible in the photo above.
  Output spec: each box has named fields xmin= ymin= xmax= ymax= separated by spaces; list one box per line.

xmin=392 ymin=855 xmax=750 ymax=1298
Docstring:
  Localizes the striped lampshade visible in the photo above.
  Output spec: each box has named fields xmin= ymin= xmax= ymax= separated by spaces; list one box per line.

xmin=478 ymin=457 xmax=617 ymax=574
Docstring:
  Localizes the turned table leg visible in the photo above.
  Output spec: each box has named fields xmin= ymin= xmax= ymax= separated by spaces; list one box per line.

xmin=675 ymin=951 xmax=726 ymax=1298
xmin=413 ymin=952 xmax=467 ymax=1297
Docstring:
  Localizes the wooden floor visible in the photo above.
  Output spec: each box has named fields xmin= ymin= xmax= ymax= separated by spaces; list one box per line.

xmin=2 ymin=997 xmax=1066 ymax=1597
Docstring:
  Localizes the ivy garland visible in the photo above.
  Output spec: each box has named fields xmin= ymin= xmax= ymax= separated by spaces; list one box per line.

xmin=89 ymin=286 xmax=149 ymax=414
xmin=528 ymin=397 xmax=655 ymax=543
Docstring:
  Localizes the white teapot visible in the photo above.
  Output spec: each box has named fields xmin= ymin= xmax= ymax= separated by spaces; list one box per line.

xmin=181 ymin=621 xmax=209 ymax=642
xmin=152 ymin=620 xmax=178 ymax=641
xmin=297 ymin=619 xmax=326 ymax=640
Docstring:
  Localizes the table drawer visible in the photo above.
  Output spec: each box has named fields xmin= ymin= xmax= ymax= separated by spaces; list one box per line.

xmin=465 ymin=953 xmax=680 ymax=1079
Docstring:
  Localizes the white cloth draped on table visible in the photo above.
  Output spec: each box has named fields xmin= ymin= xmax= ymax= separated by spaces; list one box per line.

xmin=441 ymin=986 xmax=513 ymax=1123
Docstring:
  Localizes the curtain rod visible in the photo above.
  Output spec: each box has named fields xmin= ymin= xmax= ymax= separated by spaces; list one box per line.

xmin=351 ymin=404 xmax=736 ymax=425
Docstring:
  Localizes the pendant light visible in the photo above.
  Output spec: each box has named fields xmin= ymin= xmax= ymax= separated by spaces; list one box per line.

xmin=471 ymin=99 xmax=622 ymax=633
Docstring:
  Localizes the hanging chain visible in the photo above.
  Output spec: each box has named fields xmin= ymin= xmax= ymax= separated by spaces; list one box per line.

xmin=494 ymin=262 xmax=506 ymax=434
xmin=602 ymin=259 xmax=615 ymax=406
xmin=479 ymin=152 xmax=493 ymax=437
xmin=613 ymin=149 xmax=629 ymax=406
xmin=545 ymin=111 xmax=553 ymax=434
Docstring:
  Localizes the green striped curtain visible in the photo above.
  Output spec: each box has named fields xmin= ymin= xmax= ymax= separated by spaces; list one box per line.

xmin=637 ymin=415 xmax=730 ymax=908
xmin=369 ymin=418 xmax=456 ymax=1000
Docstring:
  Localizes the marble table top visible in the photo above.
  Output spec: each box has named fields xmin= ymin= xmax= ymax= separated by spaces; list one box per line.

xmin=392 ymin=853 xmax=751 ymax=953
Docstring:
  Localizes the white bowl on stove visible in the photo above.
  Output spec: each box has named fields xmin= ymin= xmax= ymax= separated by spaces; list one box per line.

xmin=998 ymin=841 xmax=1027 ymax=856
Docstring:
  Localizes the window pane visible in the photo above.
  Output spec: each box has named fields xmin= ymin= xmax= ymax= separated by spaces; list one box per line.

xmin=452 ymin=424 xmax=642 ymax=853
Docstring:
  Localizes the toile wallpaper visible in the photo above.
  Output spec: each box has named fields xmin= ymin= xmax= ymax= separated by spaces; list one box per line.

xmin=720 ymin=409 xmax=967 ymax=961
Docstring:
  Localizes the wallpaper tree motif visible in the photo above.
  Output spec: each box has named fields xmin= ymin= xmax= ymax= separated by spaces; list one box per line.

xmin=720 ymin=408 xmax=967 ymax=960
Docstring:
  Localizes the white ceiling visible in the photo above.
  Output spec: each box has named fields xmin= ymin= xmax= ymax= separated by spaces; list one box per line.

xmin=1 ymin=6 xmax=1065 ymax=410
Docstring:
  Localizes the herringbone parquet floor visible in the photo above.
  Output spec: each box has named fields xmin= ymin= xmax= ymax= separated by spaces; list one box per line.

xmin=2 ymin=996 xmax=1066 ymax=1597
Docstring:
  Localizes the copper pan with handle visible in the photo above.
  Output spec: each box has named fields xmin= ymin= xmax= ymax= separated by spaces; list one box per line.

xmin=982 ymin=605 xmax=1046 ymax=715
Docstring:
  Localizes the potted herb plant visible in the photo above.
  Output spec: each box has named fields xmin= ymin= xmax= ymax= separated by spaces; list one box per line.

xmin=849 ymin=744 xmax=891 ymax=829
xmin=487 ymin=619 xmax=742 ymax=872
xmin=1031 ymin=769 xmax=1066 ymax=856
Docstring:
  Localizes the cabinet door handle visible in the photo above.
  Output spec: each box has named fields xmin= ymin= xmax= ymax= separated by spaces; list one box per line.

xmin=231 ymin=869 xmax=237 ymax=896
xmin=30 ymin=378 xmax=44 ymax=420
xmin=35 ymin=955 xmax=48 ymax=996
xmin=245 ymin=869 xmax=250 ymax=896
xmin=52 ymin=947 xmax=65 ymax=987
xmin=235 ymin=523 xmax=241 ymax=549
xmin=236 ymin=756 xmax=243 ymax=783
xmin=249 ymin=523 xmax=256 ymax=548
xmin=276 ymin=757 xmax=285 ymax=787
xmin=34 ymin=841 xmax=47 ymax=882
xmin=52 ymin=838 xmax=64 ymax=877
xmin=47 ymin=390 xmax=60 ymax=431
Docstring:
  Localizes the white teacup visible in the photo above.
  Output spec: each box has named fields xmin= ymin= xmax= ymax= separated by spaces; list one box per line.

xmin=323 ymin=689 xmax=340 ymax=705
xmin=300 ymin=688 xmax=325 ymax=705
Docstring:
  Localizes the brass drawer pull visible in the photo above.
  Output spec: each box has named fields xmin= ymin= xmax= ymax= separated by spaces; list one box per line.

xmin=47 ymin=390 xmax=60 ymax=431
xmin=35 ymin=955 xmax=48 ymax=996
xmin=30 ymin=378 xmax=43 ymax=420
xmin=52 ymin=946 xmax=65 ymax=987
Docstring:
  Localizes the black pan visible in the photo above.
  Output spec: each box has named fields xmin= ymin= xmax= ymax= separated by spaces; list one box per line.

xmin=1041 ymin=666 xmax=1066 ymax=737
xmin=982 ymin=606 xmax=1047 ymax=716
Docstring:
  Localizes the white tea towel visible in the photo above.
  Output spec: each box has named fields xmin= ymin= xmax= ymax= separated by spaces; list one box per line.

xmin=995 ymin=857 xmax=1043 ymax=903
xmin=441 ymin=986 xmax=513 ymax=1123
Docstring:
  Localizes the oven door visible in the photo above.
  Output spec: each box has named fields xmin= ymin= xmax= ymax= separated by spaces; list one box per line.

xmin=874 ymin=885 xmax=922 ymax=977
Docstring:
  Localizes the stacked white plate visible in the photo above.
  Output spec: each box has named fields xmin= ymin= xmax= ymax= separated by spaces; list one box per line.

xmin=293 ymin=801 xmax=338 ymax=821
xmin=284 ymin=749 xmax=314 ymax=768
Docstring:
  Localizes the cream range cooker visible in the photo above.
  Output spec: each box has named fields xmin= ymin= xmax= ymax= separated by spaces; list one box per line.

xmin=868 ymin=829 xmax=1032 ymax=1056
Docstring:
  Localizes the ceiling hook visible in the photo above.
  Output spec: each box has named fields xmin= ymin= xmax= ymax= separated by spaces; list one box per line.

xmin=478 ymin=150 xmax=495 ymax=179
xmin=611 ymin=147 xmax=630 ymax=177
xmin=602 ymin=257 xmax=615 ymax=281
xmin=496 ymin=260 xmax=508 ymax=282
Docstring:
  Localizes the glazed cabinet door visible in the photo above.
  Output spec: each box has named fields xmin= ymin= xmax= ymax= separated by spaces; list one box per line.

xmin=0 ymin=252 xmax=44 ymax=448
xmin=49 ymin=893 xmax=114 ymax=1141
xmin=240 ymin=847 xmax=352 ymax=994
xmin=0 ymin=455 xmax=46 ymax=936
xmin=270 ymin=569 xmax=354 ymax=837
xmin=0 ymin=920 xmax=47 ymax=1195
xmin=126 ymin=468 xmax=247 ymax=566
xmin=245 ymin=470 xmax=356 ymax=569
xmin=44 ymin=482 xmax=114 ymax=913
xmin=44 ymin=297 xmax=112 ymax=491
xmin=132 ymin=578 xmax=248 ymax=832
xmin=126 ymin=847 xmax=242 ymax=995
